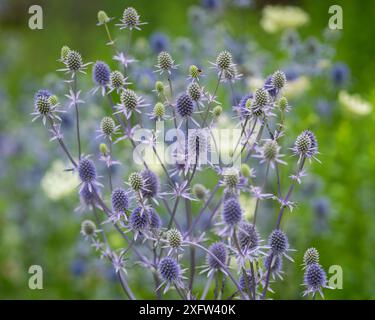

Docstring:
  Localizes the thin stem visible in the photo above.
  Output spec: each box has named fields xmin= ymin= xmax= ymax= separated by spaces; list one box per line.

xmin=108 ymin=139 xmax=113 ymax=192
xmin=73 ymin=73 xmax=81 ymax=160
xmin=253 ymin=161 xmax=270 ymax=225
xmin=202 ymin=71 xmax=222 ymax=128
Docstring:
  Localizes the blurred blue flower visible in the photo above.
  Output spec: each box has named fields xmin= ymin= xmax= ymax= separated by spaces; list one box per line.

xmin=330 ymin=62 xmax=350 ymax=87
xmin=150 ymin=32 xmax=169 ymax=53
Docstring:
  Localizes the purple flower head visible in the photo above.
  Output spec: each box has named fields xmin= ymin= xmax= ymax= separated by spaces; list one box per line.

xmin=238 ymin=222 xmax=260 ymax=252
xmin=141 ymin=169 xmax=160 ymax=198
xmin=239 ymin=270 xmax=255 ymax=294
xmin=331 ymin=62 xmax=350 ymax=87
xmin=207 ymin=242 xmax=227 ymax=270
xmin=129 ymin=207 xmax=149 ymax=231
xmin=111 ymin=188 xmax=129 ymax=213
xmin=269 ymin=229 xmax=289 ymax=256
xmin=34 ymin=89 xmax=51 ymax=102
xmin=93 ymin=61 xmax=110 ymax=86
xmin=150 ymin=32 xmax=169 ymax=53
xmin=158 ymin=257 xmax=181 ymax=282
xmin=148 ymin=208 xmax=162 ymax=229
xmin=78 ymin=159 xmax=97 ymax=183
xmin=222 ymin=198 xmax=242 ymax=226
xmin=79 ymin=183 xmax=96 ymax=206
xmin=303 ymin=263 xmax=327 ymax=297
xmin=201 ymin=0 xmax=221 ymax=11
xmin=264 ymin=253 xmax=283 ymax=279
xmin=176 ymin=93 xmax=194 ymax=118
xmin=292 ymin=130 xmax=319 ymax=161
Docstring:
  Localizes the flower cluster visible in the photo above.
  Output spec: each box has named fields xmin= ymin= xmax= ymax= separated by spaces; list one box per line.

xmin=32 ymin=4 xmax=336 ymax=301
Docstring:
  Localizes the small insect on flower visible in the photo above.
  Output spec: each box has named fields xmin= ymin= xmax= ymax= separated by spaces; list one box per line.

xmin=303 ymin=263 xmax=331 ymax=298
xmin=117 ymin=89 xmax=148 ymax=119
xmin=117 ymin=7 xmax=147 ymax=30
xmin=189 ymin=64 xmax=202 ymax=81
xmin=303 ymin=247 xmax=319 ymax=269
xmin=81 ymin=220 xmax=97 ymax=239
xmin=92 ymin=61 xmax=111 ymax=95
xmin=140 ymin=169 xmax=160 ymax=199
xmin=268 ymin=229 xmax=295 ymax=261
xmin=292 ymin=130 xmax=319 ymax=163
xmin=158 ymin=257 xmax=185 ymax=294
xmin=155 ymin=51 xmax=178 ymax=75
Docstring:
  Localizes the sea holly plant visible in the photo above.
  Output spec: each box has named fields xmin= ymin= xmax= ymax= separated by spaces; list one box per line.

xmin=32 ymin=6 xmax=334 ymax=300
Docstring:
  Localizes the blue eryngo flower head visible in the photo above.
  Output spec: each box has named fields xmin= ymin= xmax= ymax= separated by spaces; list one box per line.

xmin=176 ymin=93 xmax=194 ymax=118
xmin=59 ymin=49 xmax=91 ymax=76
xmin=189 ymin=65 xmax=201 ymax=81
xmin=331 ymin=62 xmax=350 ymax=87
xmin=187 ymin=82 xmax=202 ymax=102
xmin=150 ymin=32 xmax=169 ymax=53
xmin=128 ymin=172 xmax=144 ymax=192
xmin=212 ymin=105 xmax=222 ymax=118
xmin=303 ymin=247 xmax=319 ymax=269
xmin=148 ymin=208 xmax=162 ymax=229
xmin=118 ymin=89 xmax=148 ymax=119
xmin=263 ymin=75 xmax=278 ymax=98
xmin=207 ymin=242 xmax=227 ymax=270
xmin=155 ymin=51 xmax=177 ymax=75
xmin=129 ymin=207 xmax=149 ymax=233
xmin=235 ymin=93 xmax=253 ymax=119
xmin=167 ymin=228 xmax=183 ymax=249
xmin=158 ymin=257 xmax=183 ymax=292
xmin=292 ymin=130 xmax=319 ymax=162
xmin=109 ymin=70 xmax=126 ymax=92
xmin=222 ymin=167 xmax=239 ymax=189
xmin=239 ymin=270 xmax=255 ymax=295
xmin=140 ymin=169 xmax=160 ymax=198
xmin=264 ymin=253 xmax=284 ymax=280
xmin=78 ymin=158 xmax=97 ymax=184
xmin=152 ymin=102 xmax=166 ymax=120
xmin=255 ymin=139 xmax=286 ymax=168
xmin=254 ymin=88 xmax=270 ymax=108
xmin=271 ymin=70 xmax=287 ymax=90
xmin=118 ymin=7 xmax=146 ymax=30
xmin=268 ymin=229 xmax=295 ymax=261
xmin=223 ymin=64 xmax=241 ymax=84
xmin=238 ymin=222 xmax=260 ymax=253
xmin=269 ymin=229 xmax=288 ymax=255
xmin=32 ymin=90 xmax=62 ymax=125
xmin=111 ymin=188 xmax=129 ymax=215
xmin=303 ymin=263 xmax=329 ymax=298
xmin=81 ymin=220 xmax=97 ymax=238
xmin=215 ymin=50 xmax=233 ymax=71
xmin=93 ymin=61 xmax=110 ymax=86
xmin=222 ymin=198 xmax=242 ymax=226
xmin=98 ymin=116 xmax=118 ymax=140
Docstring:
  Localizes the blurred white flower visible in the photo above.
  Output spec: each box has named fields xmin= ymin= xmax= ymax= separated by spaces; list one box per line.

xmin=261 ymin=5 xmax=309 ymax=34
xmin=339 ymin=91 xmax=372 ymax=115
xmin=284 ymin=76 xmax=310 ymax=99
xmin=41 ymin=160 xmax=79 ymax=200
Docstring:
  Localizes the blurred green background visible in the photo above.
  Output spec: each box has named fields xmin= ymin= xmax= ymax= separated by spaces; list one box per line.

xmin=1 ymin=0 xmax=375 ymax=299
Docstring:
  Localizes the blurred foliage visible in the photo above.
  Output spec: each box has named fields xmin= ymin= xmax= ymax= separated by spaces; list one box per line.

xmin=0 ymin=0 xmax=375 ymax=299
